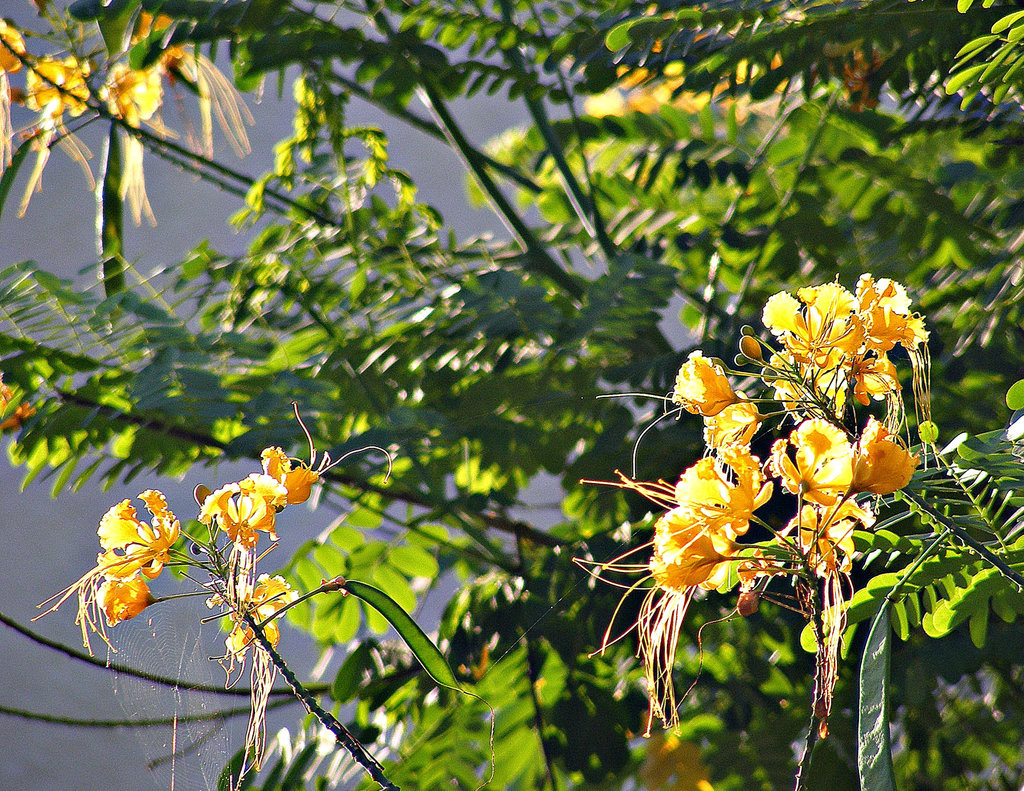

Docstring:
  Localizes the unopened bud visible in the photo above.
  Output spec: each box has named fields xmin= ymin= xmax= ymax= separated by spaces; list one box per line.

xmin=739 ymin=335 xmax=763 ymax=361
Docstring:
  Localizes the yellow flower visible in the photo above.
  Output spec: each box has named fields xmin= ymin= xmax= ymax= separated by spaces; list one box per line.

xmin=25 ymin=57 xmax=91 ymax=120
xmin=199 ymin=474 xmax=287 ymax=548
xmin=0 ymin=374 xmax=10 ymax=411
xmin=762 ymin=283 xmax=864 ymax=368
xmin=216 ymin=573 xmax=297 ymax=774
xmin=37 ymin=489 xmax=179 ymax=652
xmin=672 ymin=351 xmax=739 ymax=417
xmin=848 ymin=353 xmax=899 ymax=406
xmin=97 ymin=490 xmax=180 ymax=580
xmin=97 ymin=575 xmax=155 ymax=626
xmin=261 ymin=446 xmax=320 ymax=504
xmin=787 ymin=501 xmax=872 ymax=577
xmin=223 ymin=574 xmax=298 ymax=662
xmin=671 ymin=446 xmax=772 ymax=538
xmin=650 ymin=509 xmax=738 ymax=591
xmin=767 ymin=419 xmax=854 ymax=506
xmin=102 ymin=63 xmax=163 ymax=127
xmin=703 ymin=399 xmax=760 ymax=450
xmin=851 ymin=417 xmax=919 ymax=495
xmin=855 ymin=274 xmax=928 ymax=353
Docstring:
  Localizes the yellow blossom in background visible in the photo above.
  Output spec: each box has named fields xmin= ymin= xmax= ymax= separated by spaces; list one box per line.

xmin=102 ymin=63 xmax=163 ymax=127
xmin=97 ymin=575 xmax=155 ymax=626
xmin=25 ymin=56 xmax=91 ymax=120
xmin=0 ymin=21 xmax=25 ymax=169
xmin=768 ymin=419 xmax=854 ymax=506
xmin=0 ymin=374 xmax=10 ymax=411
xmin=0 ymin=21 xmax=25 ymax=75
xmin=851 ymin=417 xmax=919 ymax=495
xmin=672 ymin=351 xmax=739 ymax=417
xmin=639 ymin=732 xmax=715 ymax=791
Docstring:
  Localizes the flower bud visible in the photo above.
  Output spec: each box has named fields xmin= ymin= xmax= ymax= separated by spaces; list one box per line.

xmin=737 ymin=590 xmax=760 ymax=616
xmin=739 ymin=335 xmax=763 ymax=361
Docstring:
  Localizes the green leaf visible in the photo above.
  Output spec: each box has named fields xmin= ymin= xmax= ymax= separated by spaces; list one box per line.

xmin=342 ymin=579 xmax=460 ymax=690
xmin=945 ymin=64 xmax=987 ymax=95
xmin=858 ymin=601 xmax=897 ymax=791
xmin=1006 ymin=379 xmax=1024 ymax=410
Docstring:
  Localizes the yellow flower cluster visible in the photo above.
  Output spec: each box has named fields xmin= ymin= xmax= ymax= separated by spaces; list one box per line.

xmin=594 ymin=275 xmax=929 ymax=735
xmin=0 ymin=15 xmax=250 ymax=222
xmin=38 ymin=437 xmax=331 ymax=773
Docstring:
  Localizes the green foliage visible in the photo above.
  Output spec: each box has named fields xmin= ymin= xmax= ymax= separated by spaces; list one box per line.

xmin=6 ymin=1 xmax=1024 ymax=790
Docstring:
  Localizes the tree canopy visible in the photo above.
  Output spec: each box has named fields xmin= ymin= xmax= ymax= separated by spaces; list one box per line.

xmin=3 ymin=1 xmax=1024 ymax=789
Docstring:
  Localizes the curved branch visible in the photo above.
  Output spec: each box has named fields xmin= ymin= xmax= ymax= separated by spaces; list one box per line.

xmin=0 ymin=610 xmax=321 ymax=698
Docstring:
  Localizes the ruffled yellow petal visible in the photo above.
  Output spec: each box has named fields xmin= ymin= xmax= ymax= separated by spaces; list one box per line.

xmin=851 ymin=417 xmax=919 ymax=495
xmin=671 ymin=351 xmax=738 ymax=417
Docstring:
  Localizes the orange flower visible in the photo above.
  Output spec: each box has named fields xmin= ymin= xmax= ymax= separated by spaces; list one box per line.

xmin=97 ymin=490 xmax=180 ymax=580
xmin=855 ymin=274 xmax=928 ymax=353
xmin=650 ymin=509 xmax=738 ymax=591
xmin=261 ymin=446 xmax=320 ymax=505
xmin=767 ymin=419 xmax=854 ymax=506
xmin=0 ymin=400 xmax=34 ymax=430
xmin=671 ymin=351 xmax=739 ymax=417
xmin=851 ymin=417 xmax=919 ymax=495
xmin=848 ymin=353 xmax=899 ymax=406
xmin=221 ymin=574 xmax=297 ymax=662
xmin=37 ymin=489 xmax=179 ymax=651
xmin=215 ymin=573 xmax=297 ymax=774
xmin=97 ymin=576 xmax=155 ymax=626
xmin=787 ymin=501 xmax=872 ymax=577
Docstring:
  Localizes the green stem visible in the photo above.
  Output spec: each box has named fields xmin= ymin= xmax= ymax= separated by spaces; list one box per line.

xmin=900 ymin=490 xmax=1024 ymax=592
xmin=367 ymin=10 xmax=582 ymax=300
xmin=326 ymin=69 xmax=541 ymax=194
xmin=497 ymin=0 xmax=615 ymax=260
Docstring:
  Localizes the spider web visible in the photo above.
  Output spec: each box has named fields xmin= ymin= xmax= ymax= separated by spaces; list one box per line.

xmin=110 ymin=603 xmax=240 ymax=791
